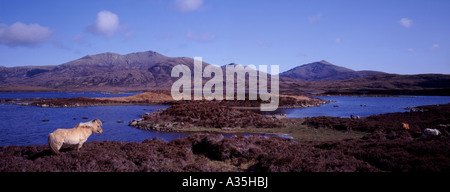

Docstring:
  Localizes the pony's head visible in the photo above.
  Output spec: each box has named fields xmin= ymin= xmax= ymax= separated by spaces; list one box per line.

xmin=91 ymin=119 xmax=103 ymax=134
xmin=77 ymin=119 xmax=103 ymax=134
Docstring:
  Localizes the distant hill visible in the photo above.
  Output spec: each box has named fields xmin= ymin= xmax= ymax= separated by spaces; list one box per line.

xmin=279 ymin=60 xmax=384 ymax=81
xmin=1 ymin=51 xmax=449 ymax=95
xmin=0 ymin=51 xmax=209 ymax=91
xmin=280 ymin=73 xmax=450 ymax=95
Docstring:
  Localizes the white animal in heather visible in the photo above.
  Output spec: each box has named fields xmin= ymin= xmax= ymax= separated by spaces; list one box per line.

xmin=48 ymin=119 xmax=103 ymax=154
xmin=423 ymin=128 xmax=441 ymax=136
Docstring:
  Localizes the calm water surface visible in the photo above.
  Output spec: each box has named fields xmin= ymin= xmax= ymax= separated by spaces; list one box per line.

xmin=0 ymin=92 xmax=449 ymax=146
xmin=278 ymin=95 xmax=450 ymax=118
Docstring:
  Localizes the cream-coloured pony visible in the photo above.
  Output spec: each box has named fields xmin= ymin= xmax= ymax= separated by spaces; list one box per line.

xmin=48 ymin=119 xmax=103 ymax=154
xmin=402 ymin=122 xmax=410 ymax=130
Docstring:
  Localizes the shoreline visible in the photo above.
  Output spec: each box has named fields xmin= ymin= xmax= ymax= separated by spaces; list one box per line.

xmin=1 ymin=103 xmax=449 ymax=172
xmin=1 ymin=90 xmax=330 ymax=109
xmin=1 ymin=88 xmax=449 ymax=96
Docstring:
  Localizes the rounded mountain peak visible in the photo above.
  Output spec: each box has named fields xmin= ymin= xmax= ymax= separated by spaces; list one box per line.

xmin=318 ymin=60 xmax=332 ymax=65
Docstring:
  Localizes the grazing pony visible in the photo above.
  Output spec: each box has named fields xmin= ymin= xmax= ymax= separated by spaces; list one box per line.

xmin=48 ymin=119 xmax=103 ymax=154
xmin=402 ymin=122 xmax=410 ymax=130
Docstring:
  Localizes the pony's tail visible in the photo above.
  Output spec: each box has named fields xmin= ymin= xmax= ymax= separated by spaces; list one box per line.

xmin=48 ymin=133 xmax=61 ymax=154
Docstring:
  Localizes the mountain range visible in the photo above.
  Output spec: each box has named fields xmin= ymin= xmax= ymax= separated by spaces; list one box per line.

xmin=0 ymin=51 xmax=205 ymax=91
xmin=1 ymin=50 xmax=449 ymax=94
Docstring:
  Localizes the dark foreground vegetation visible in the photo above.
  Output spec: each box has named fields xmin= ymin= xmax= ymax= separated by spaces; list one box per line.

xmin=1 ymin=104 xmax=449 ymax=172
xmin=0 ymin=134 xmax=377 ymax=172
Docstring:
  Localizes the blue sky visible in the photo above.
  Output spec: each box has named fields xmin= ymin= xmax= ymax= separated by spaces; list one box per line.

xmin=0 ymin=0 xmax=449 ymax=74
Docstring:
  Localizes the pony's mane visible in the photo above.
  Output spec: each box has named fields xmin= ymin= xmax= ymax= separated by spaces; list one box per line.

xmin=76 ymin=122 xmax=94 ymax=129
xmin=76 ymin=119 xmax=101 ymax=129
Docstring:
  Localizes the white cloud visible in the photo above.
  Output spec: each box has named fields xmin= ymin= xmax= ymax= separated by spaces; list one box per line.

xmin=186 ymin=30 xmax=215 ymax=42
xmin=0 ymin=22 xmax=53 ymax=47
xmin=308 ymin=13 xmax=322 ymax=23
xmin=431 ymin=44 xmax=440 ymax=50
xmin=87 ymin=10 xmax=120 ymax=37
xmin=175 ymin=0 xmax=204 ymax=12
xmin=398 ymin=18 xmax=413 ymax=28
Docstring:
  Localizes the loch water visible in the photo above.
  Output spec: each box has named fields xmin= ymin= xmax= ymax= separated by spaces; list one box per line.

xmin=0 ymin=92 xmax=449 ymax=146
xmin=279 ymin=95 xmax=450 ymax=118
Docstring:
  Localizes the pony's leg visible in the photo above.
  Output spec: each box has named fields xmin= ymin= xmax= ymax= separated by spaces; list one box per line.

xmin=52 ymin=142 xmax=62 ymax=154
xmin=48 ymin=134 xmax=62 ymax=154
xmin=77 ymin=138 xmax=89 ymax=152
xmin=77 ymin=142 xmax=84 ymax=152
